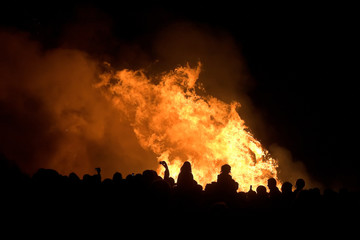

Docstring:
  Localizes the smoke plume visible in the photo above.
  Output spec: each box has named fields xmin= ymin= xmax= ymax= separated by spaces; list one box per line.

xmin=269 ymin=144 xmax=321 ymax=189
xmin=0 ymin=31 xmax=156 ymax=178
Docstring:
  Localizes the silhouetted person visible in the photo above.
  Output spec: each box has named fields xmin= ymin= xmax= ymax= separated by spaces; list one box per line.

xmin=149 ymin=178 xmax=172 ymax=205
xmin=69 ymin=172 xmax=81 ymax=184
xmin=102 ymin=178 xmax=113 ymax=185
xmin=267 ymin=178 xmax=281 ymax=201
xmin=247 ymin=185 xmax=257 ymax=202
xmin=256 ymin=185 xmax=268 ymax=198
xmin=82 ymin=168 xmax=101 ymax=186
xmin=112 ymin=172 xmax=123 ymax=185
xmin=216 ymin=164 xmax=238 ymax=195
xmin=281 ymin=182 xmax=293 ymax=196
xmin=177 ymin=161 xmax=198 ymax=191
xmin=32 ymin=168 xmax=63 ymax=187
xmin=160 ymin=161 xmax=175 ymax=188
xmin=281 ymin=181 xmax=294 ymax=207
xmin=294 ymin=178 xmax=305 ymax=197
xmin=255 ymin=185 xmax=270 ymax=208
xmin=82 ymin=174 xmax=91 ymax=184
xmin=160 ymin=161 xmax=169 ymax=180
xmin=143 ymin=169 xmax=161 ymax=187
xmin=95 ymin=167 xmax=101 ymax=183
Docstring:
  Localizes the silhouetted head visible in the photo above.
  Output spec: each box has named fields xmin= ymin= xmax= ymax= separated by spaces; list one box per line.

xmin=267 ymin=178 xmax=277 ymax=189
xmin=247 ymin=185 xmax=257 ymax=200
xmin=281 ymin=181 xmax=293 ymax=194
xmin=82 ymin=174 xmax=91 ymax=183
xmin=295 ymin=178 xmax=305 ymax=190
xmin=113 ymin=172 xmax=123 ymax=183
xmin=143 ymin=169 xmax=159 ymax=184
xmin=102 ymin=178 xmax=113 ymax=185
xmin=69 ymin=172 xmax=80 ymax=184
xmin=150 ymin=179 xmax=171 ymax=200
xmin=256 ymin=185 xmax=267 ymax=196
xmin=220 ymin=164 xmax=231 ymax=174
xmin=168 ymin=177 xmax=175 ymax=187
xmin=180 ymin=161 xmax=192 ymax=173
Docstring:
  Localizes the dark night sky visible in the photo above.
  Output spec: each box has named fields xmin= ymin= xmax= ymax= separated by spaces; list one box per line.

xmin=1 ymin=2 xmax=359 ymax=190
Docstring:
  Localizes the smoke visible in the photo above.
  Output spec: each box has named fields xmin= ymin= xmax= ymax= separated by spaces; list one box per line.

xmin=269 ymin=144 xmax=322 ymax=189
xmin=0 ymin=31 xmax=156 ymax=178
xmin=152 ymin=22 xmax=252 ymax=102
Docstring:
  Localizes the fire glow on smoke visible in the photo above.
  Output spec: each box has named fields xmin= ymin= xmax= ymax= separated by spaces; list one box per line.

xmin=96 ymin=62 xmax=278 ymax=191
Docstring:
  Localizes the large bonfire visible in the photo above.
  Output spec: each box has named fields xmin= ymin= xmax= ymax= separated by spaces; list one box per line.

xmin=96 ymin=62 xmax=278 ymax=191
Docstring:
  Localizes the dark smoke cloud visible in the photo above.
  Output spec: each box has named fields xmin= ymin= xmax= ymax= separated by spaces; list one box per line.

xmin=152 ymin=22 xmax=252 ymax=101
xmin=0 ymin=31 xmax=157 ymax=178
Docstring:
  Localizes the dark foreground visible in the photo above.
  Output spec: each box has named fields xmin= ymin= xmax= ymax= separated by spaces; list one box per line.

xmin=2 ymin=159 xmax=359 ymax=233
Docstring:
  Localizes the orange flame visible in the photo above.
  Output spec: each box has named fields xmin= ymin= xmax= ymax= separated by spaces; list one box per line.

xmin=96 ymin=62 xmax=278 ymax=191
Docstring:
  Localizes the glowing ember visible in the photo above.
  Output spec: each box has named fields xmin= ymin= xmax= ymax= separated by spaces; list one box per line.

xmin=96 ymin=62 xmax=278 ymax=191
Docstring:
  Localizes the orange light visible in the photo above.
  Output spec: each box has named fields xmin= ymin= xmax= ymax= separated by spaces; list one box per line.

xmin=96 ymin=62 xmax=279 ymax=191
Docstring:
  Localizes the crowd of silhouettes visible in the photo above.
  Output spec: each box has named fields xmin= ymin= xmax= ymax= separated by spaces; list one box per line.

xmin=1 ymin=154 xmax=359 ymax=225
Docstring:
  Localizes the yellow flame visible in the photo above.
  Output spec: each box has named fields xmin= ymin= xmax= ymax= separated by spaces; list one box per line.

xmin=96 ymin=62 xmax=278 ymax=191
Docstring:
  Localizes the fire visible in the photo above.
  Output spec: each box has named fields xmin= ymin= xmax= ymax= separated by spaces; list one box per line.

xmin=96 ymin=62 xmax=278 ymax=191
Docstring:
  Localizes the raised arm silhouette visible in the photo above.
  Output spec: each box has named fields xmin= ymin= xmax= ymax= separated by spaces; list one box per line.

xmin=160 ymin=161 xmax=175 ymax=188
